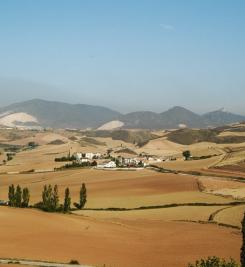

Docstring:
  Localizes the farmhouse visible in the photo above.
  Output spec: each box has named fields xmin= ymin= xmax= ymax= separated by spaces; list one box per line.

xmin=104 ymin=161 xmax=117 ymax=168
xmin=97 ymin=161 xmax=117 ymax=168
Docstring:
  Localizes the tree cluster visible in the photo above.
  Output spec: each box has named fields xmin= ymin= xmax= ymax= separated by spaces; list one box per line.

xmin=40 ymin=184 xmax=60 ymax=212
xmin=34 ymin=183 xmax=87 ymax=213
xmin=55 ymin=155 xmax=76 ymax=162
xmin=55 ymin=161 xmax=97 ymax=171
xmin=8 ymin=184 xmax=30 ymax=208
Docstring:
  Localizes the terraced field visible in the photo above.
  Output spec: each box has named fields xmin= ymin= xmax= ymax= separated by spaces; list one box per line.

xmin=214 ymin=205 xmax=245 ymax=228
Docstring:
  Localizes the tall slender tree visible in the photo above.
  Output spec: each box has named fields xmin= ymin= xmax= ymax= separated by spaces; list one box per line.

xmin=63 ymin=187 xmax=71 ymax=213
xmin=241 ymin=212 xmax=245 ymax=267
xmin=80 ymin=183 xmax=87 ymax=209
xmin=52 ymin=184 xmax=59 ymax=211
xmin=15 ymin=185 xmax=22 ymax=207
xmin=22 ymin=187 xmax=30 ymax=208
xmin=8 ymin=184 xmax=15 ymax=207
xmin=47 ymin=184 xmax=53 ymax=210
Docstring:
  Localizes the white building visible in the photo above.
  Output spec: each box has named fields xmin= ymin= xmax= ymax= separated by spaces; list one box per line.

xmin=104 ymin=161 xmax=117 ymax=168
xmin=74 ymin=153 xmax=82 ymax=160
xmin=80 ymin=158 xmax=89 ymax=163
xmin=85 ymin=153 xmax=94 ymax=160
xmin=124 ymin=158 xmax=140 ymax=166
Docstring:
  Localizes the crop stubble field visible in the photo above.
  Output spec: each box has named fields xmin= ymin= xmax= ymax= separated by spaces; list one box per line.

xmin=0 ymin=129 xmax=245 ymax=266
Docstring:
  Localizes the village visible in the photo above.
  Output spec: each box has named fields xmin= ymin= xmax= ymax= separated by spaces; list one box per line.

xmin=72 ymin=148 xmax=176 ymax=169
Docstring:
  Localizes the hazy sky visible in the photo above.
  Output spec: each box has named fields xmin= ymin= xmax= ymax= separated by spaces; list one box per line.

xmin=0 ymin=0 xmax=245 ymax=114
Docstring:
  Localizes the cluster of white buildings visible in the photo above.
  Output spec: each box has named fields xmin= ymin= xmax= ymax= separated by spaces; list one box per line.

xmin=72 ymin=151 xmax=168 ymax=169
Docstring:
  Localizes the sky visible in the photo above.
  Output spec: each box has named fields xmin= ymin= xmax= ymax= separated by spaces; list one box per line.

xmin=0 ymin=0 xmax=245 ymax=114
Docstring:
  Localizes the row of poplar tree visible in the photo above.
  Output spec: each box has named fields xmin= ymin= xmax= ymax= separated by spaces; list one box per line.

xmin=8 ymin=184 xmax=30 ymax=208
xmin=38 ymin=183 xmax=87 ymax=213
xmin=8 ymin=183 xmax=87 ymax=213
xmin=34 ymin=183 xmax=87 ymax=213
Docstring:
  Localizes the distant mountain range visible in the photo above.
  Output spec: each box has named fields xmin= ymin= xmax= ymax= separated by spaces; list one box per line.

xmin=0 ymin=99 xmax=244 ymax=130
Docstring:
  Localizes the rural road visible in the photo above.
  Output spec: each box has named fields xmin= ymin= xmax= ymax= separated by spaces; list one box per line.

xmin=0 ymin=259 xmax=93 ymax=267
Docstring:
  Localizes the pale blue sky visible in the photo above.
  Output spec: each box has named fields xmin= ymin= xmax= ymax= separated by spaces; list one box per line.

xmin=0 ymin=0 xmax=244 ymax=114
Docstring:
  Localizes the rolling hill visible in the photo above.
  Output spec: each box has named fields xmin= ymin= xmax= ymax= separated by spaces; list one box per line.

xmin=0 ymin=99 xmax=244 ymax=129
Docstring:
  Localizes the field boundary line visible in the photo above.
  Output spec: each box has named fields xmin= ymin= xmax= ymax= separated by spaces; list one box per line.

xmin=75 ymin=201 xmax=245 ymax=212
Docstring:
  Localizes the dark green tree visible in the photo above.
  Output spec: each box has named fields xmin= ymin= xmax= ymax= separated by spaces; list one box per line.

xmin=41 ymin=184 xmax=61 ymax=212
xmin=183 ymin=150 xmax=191 ymax=160
xmin=8 ymin=184 xmax=15 ymax=207
xmin=42 ymin=184 xmax=48 ymax=209
xmin=52 ymin=184 xmax=59 ymax=211
xmin=15 ymin=185 xmax=22 ymax=207
xmin=46 ymin=184 xmax=53 ymax=210
xmin=63 ymin=187 xmax=71 ymax=213
xmin=80 ymin=183 xmax=87 ymax=209
xmin=74 ymin=183 xmax=87 ymax=209
xmin=138 ymin=161 xmax=144 ymax=168
xmin=241 ymin=212 xmax=245 ymax=267
xmin=22 ymin=187 xmax=30 ymax=208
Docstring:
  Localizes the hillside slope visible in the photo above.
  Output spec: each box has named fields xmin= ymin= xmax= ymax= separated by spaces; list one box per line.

xmin=0 ymin=99 xmax=120 ymax=129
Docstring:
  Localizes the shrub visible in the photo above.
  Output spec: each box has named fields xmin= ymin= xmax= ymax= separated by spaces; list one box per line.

xmin=69 ymin=260 xmax=80 ymax=265
xmin=188 ymin=256 xmax=239 ymax=267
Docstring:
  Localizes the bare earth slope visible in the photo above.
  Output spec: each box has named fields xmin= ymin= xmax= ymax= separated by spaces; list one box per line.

xmin=0 ymin=207 xmax=241 ymax=267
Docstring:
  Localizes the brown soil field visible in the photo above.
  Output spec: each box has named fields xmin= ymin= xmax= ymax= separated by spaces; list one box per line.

xmin=74 ymin=205 xmax=228 ymax=222
xmin=199 ymin=177 xmax=245 ymax=199
xmin=0 ymin=144 xmax=71 ymax=173
xmin=188 ymin=142 xmax=223 ymax=157
xmin=0 ymin=169 xmax=233 ymax=208
xmin=214 ymin=205 xmax=245 ymax=228
xmin=0 ymin=139 xmax=109 ymax=173
xmin=214 ymin=162 xmax=245 ymax=173
xmin=0 ymin=207 xmax=241 ymax=267
xmin=156 ymin=155 xmax=223 ymax=171
xmin=2 ymin=132 xmax=70 ymax=146
xmin=201 ymin=168 xmax=245 ymax=179
xmin=136 ymin=136 xmax=185 ymax=157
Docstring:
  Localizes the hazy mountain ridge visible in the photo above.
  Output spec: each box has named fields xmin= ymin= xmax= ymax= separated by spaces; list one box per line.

xmin=203 ymin=109 xmax=245 ymax=126
xmin=0 ymin=99 xmax=120 ymax=129
xmin=0 ymin=99 xmax=244 ymax=129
